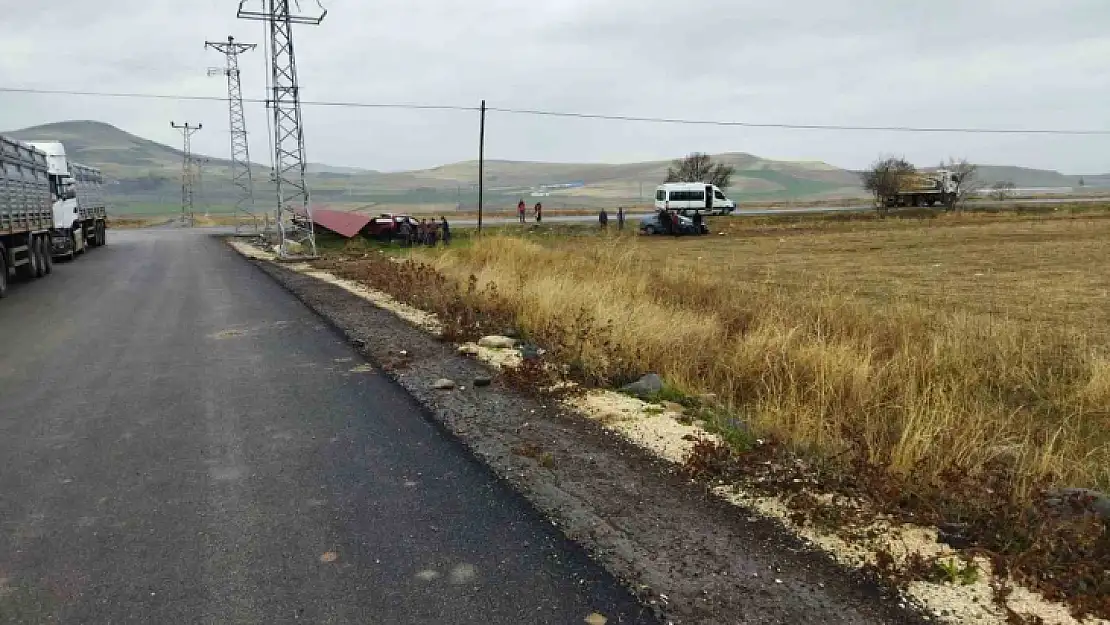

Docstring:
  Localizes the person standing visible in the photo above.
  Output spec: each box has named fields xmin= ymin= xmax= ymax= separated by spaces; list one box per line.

xmin=440 ymin=216 xmax=451 ymax=245
xmin=692 ymin=209 xmax=703 ymax=234
xmin=534 ymin=201 xmax=543 ymax=224
xmin=518 ymin=199 xmax=526 ymax=224
xmin=617 ymin=206 xmax=625 ymax=230
xmin=599 ymin=208 xmax=609 ymax=229
xmin=398 ymin=218 xmax=412 ymax=246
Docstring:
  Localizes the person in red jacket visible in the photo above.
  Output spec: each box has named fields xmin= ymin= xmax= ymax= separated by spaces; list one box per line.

xmin=517 ymin=199 xmax=526 ymax=224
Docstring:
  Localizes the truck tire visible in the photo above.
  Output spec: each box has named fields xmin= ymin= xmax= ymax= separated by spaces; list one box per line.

xmin=0 ymin=252 xmax=8 ymax=298
xmin=99 ymin=223 xmax=107 ymax=247
xmin=42 ymin=237 xmax=54 ymax=275
xmin=33 ymin=237 xmax=46 ymax=278
xmin=17 ymin=239 xmax=40 ymax=281
xmin=75 ymin=230 xmax=85 ymax=256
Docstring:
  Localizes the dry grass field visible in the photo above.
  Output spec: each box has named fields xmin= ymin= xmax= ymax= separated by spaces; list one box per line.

xmin=410 ymin=212 xmax=1110 ymax=502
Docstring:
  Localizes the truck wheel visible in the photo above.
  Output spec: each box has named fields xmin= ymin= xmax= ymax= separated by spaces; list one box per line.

xmin=33 ymin=237 xmax=46 ymax=278
xmin=42 ymin=238 xmax=54 ymax=275
xmin=0 ymin=252 xmax=8 ymax=298
xmin=99 ymin=223 xmax=107 ymax=247
xmin=75 ymin=230 xmax=85 ymax=255
xmin=644 ymin=226 xmax=656 ymax=235
xmin=16 ymin=244 xmax=38 ymax=280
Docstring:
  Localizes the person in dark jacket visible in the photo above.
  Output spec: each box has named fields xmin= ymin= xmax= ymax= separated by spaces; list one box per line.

xmin=440 ymin=216 xmax=451 ymax=245
xmin=534 ymin=202 xmax=543 ymax=223
xmin=617 ymin=206 xmax=625 ymax=230
xmin=692 ymin=210 xmax=703 ymax=234
xmin=599 ymin=208 xmax=609 ymax=229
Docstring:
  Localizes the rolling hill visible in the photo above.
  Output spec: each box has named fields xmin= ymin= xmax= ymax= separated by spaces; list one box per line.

xmin=4 ymin=121 xmax=1104 ymax=215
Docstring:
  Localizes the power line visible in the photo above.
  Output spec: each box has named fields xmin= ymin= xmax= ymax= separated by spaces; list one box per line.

xmin=3 ymin=86 xmax=1110 ymax=136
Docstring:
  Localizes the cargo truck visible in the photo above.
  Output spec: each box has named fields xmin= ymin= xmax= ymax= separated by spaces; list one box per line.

xmin=879 ymin=169 xmax=959 ymax=208
xmin=0 ymin=136 xmax=54 ymax=298
xmin=25 ymin=141 xmax=108 ymax=257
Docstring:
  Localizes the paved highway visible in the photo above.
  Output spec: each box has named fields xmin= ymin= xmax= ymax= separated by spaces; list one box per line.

xmin=0 ymin=229 xmax=650 ymax=624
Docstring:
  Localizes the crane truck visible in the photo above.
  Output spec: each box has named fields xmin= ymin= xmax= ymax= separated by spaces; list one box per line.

xmin=24 ymin=140 xmax=108 ymax=257
xmin=0 ymin=136 xmax=54 ymax=298
xmin=878 ymin=169 xmax=960 ymax=208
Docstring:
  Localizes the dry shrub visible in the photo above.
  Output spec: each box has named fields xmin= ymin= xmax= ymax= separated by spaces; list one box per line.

xmin=410 ymin=235 xmax=1109 ymax=502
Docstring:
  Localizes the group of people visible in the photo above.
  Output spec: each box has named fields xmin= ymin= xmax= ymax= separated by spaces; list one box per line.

xmin=397 ymin=216 xmax=450 ymax=247
xmin=597 ymin=207 xmax=626 ymax=230
xmin=517 ymin=199 xmax=543 ymax=224
xmin=656 ymin=208 xmax=703 ymax=236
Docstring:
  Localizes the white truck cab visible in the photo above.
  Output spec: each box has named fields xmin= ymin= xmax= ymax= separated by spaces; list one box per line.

xmin=654 ymin=182 xmax=736 ymax=215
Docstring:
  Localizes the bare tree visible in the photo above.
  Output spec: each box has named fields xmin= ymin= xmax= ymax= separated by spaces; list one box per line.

xmin=861 ymin=156 xmax=915 ymax=211
xmin=991 ymin=180 xmax=1016 ymax=202
xmin=943 ymin=157 xmax=980 ymax=211
xmin=665 ymin=153 xmax=735 ymax=189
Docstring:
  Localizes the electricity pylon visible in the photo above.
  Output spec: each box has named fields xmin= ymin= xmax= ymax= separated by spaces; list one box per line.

xmin=170 ymin=122 xmax=202 ymax=227
xmin=237 ymin=0 xmax=326 ymax=258
xmin=206 ymin=36 xmax=259 ymax=235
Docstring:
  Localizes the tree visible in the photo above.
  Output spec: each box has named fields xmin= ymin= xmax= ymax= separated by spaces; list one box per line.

xmin=942 ymin=158 xmax=980 ymax=211
xmin=991 ymin=180 xmax=1016 ymax=202
xmin=861 ymin=156 xmax=916 ymax=211
xmin=664 ymin=153 xmax=735 ymax=189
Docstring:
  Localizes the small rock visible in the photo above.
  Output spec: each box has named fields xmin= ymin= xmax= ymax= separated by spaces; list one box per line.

xmin=519 ymin=343 xmax=545 ymax=361
xmin=937 ymin=522 xmax=973 ymax=549
xmin=474 ymin=376 xmax=492 ymax=387
xmin=457 ymin=344 xmax=480 ymax=356
xmin=350 ymin=338 xmax=366 ymax=348
xmin=432 ymin=378 xmax=456 ymax=390
xmin=478 ymin=335 xmax=516 ymax=349
xmin=1044 ymin=487 xmax=1110 ymax=522
xmin=621 ymin=373 xmax=664 ymax=398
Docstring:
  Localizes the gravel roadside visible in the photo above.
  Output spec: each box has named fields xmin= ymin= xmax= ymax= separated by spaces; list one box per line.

xmin=245 ymin=251 xmax=931 ymax=625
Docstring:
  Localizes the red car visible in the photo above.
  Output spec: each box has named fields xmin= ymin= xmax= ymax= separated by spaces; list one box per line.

xmin=366 ymin=213 xmax=417 ymax=241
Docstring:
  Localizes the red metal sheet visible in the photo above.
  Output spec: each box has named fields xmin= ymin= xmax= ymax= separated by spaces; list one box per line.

xmin=309 ymin=208 xmax=373 ymax=238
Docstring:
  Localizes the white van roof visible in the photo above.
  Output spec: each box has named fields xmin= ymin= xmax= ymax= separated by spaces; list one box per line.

xmin=657 ymin=182 xmax=715 ymax=190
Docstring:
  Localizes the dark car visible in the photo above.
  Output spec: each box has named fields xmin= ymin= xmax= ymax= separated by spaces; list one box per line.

xmin=638 ymin=212 xmax=708 ymax=236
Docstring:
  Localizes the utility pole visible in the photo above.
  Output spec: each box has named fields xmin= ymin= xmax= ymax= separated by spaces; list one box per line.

xmin=194 ymin=157 xmax=209 ymax=218
xmin=237 ymin=0 xmax=326 ymax=258
xmin=170 ymin=122 xmax=202 ymax=227
xmin=206 ymin=36 xmax=259 ymax=236
xmin=478 ymin=99 xmax=486 ymax=233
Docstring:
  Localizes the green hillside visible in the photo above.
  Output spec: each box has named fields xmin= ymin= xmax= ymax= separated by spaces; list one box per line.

xmin=4 ymin=121 xmax=1102 ymax=215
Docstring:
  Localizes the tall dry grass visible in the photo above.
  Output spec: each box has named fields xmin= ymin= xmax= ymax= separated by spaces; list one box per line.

xmin=414 ymin=230 xmax=1110 ymax=501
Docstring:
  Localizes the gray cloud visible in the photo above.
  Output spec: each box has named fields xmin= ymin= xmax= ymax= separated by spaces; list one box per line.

xmin=2 ymin=0 xmax=1109 ymax=173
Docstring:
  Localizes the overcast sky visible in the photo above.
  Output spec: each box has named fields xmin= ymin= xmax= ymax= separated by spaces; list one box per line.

xmin=2 ymin=0 xmax=1109 ymax=173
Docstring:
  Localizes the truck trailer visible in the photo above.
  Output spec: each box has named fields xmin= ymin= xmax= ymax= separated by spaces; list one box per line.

xmin=0 ymin=136 xmax=54 ymax=298
xmin=25 ymin=141 xmax=108 ymax=257
xmin=879 ymin=170 xmax=959 ymax=208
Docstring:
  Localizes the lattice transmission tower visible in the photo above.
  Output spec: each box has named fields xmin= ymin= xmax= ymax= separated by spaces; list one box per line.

xmin=170 ymin=122 xmax=202 ymax=227
xmin=237 ymin=0 xmax=326 ymax=258
xmin=206 ymin=36 xmax=259 ymax=235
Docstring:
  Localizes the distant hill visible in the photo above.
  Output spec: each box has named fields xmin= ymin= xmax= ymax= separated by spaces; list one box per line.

xmin=4 ymin=121 xmax=1106 ymax=214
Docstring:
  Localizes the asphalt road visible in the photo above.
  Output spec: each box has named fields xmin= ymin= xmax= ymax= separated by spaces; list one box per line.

xmin=0 ymin=229 xmax=651 ymax=624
